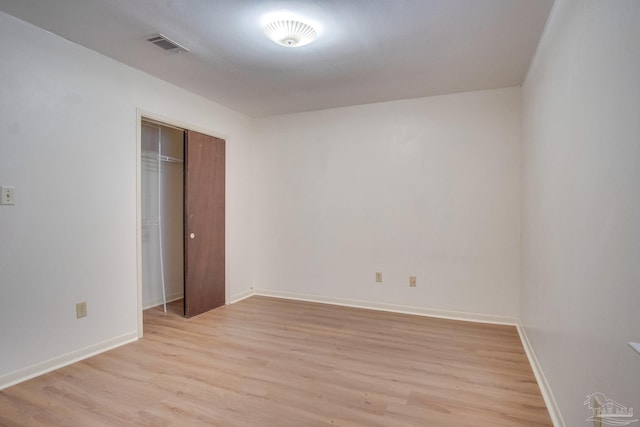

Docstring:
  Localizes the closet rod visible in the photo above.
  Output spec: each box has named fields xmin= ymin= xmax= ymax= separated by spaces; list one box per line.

xmin=158 ymin=154 xmax=183 ymax=163
xmin=142 ymin=153 xmax=183 ymax=163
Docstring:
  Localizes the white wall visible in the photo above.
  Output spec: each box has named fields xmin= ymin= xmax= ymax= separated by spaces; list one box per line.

xmin=521 ymin=0 xmax=640 ymax=424
xmin=0 ymin=11 xmax=253 ymax=387
xmin=253 ymin=87 xmax=522 ymax=319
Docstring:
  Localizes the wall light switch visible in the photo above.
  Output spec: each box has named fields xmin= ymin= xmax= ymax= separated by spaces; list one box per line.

xmin=409 ymin=276 xmax=417 ymax=287
xmin=375 ymin=272 xmax=382 ymax=283
xmin=1 ymin=186 xmax=15 ymax=205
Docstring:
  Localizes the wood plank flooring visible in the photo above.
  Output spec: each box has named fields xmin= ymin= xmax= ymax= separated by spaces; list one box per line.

xmin=0 ymin=296 xmax=552 ymax=426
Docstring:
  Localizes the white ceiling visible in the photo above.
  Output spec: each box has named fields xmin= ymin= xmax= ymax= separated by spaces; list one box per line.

xmin=0 ymin=0 xmax=554 ymax=117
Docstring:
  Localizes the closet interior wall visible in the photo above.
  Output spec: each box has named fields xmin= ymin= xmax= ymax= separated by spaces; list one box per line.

xmin=141 ymin=121 xmax=184 ymax=310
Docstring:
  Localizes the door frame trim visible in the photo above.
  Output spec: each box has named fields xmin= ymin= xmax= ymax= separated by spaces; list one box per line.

xmin=135 ymin=109 xmax=230 ymax=337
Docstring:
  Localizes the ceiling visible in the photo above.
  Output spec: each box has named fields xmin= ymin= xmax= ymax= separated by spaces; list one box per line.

xmin=0 ymin=0 xmax=554 ymax=117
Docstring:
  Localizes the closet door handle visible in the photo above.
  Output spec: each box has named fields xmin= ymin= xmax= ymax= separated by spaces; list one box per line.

xmin=189 ymin=232 xmax=196 ymax=239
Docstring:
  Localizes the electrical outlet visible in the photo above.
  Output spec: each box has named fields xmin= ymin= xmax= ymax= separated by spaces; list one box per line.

xmin=375 ymin=272 xmax=382 ymax=283
xmin=76 ymin=302 xmax=87 ymax=319
xmin=1 ymin=186 xmax=15 ymax=205
xmin=409 ymin=276 xmax=417 ymax=287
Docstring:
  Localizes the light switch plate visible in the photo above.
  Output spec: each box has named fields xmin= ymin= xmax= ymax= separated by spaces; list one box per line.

xmin=1 ymin=186 xmax=15 ymax=205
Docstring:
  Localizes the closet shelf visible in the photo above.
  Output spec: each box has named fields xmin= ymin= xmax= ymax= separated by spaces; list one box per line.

xmin=142 ymin=218 xmax=161 ymax=226
xmin=142 ymin=153 xmax=183 ymax=163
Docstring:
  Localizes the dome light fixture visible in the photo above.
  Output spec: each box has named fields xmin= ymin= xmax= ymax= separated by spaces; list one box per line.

xmin=263 ymin=20 xmax=318 ymax=47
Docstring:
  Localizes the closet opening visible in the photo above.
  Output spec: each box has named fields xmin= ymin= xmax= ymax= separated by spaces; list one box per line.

xmin=141 ymin=120 xmax=185 ymax=315
xmin=139 ymin=116 xmax=227 ymax=329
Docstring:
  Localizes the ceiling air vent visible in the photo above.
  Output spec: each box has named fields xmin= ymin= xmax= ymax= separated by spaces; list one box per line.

xmin=146 ymin=33 xmax=189 ymax=53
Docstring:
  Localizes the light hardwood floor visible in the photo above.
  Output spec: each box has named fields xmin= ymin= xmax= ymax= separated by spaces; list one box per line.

xmin=0 ymin=296 xmax=552 ymax=426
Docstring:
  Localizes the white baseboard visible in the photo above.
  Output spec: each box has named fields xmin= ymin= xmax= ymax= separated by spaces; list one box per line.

xmin=142 ymin=292 xmax=184 ymax=310
xmin=252 ymin=288 xmax=518 ymax=325
xmin=229 ymin=287 xmax=254 ymax=304
xmin=0 ymin=331 xmax=138 ymax=391
xmin=517 ymin=323 xmax=565 ymax=427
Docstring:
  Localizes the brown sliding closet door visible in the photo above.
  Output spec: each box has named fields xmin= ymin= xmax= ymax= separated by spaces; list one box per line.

xmin=183 ymin=130 xmax=225 ymax=317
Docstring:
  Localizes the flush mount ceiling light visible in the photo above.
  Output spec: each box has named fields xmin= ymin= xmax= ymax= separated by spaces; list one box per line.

xmin=263 ymin=20 xmax=318 ymax=47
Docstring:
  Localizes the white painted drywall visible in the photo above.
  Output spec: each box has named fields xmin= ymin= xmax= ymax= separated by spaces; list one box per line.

xmin=521 ymin=0 xmax=640 ymax=424
xmin=253 ymin=87 xmax=522 ymax=318
xmin=0 ymin=11 xmax=253 ymax=385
